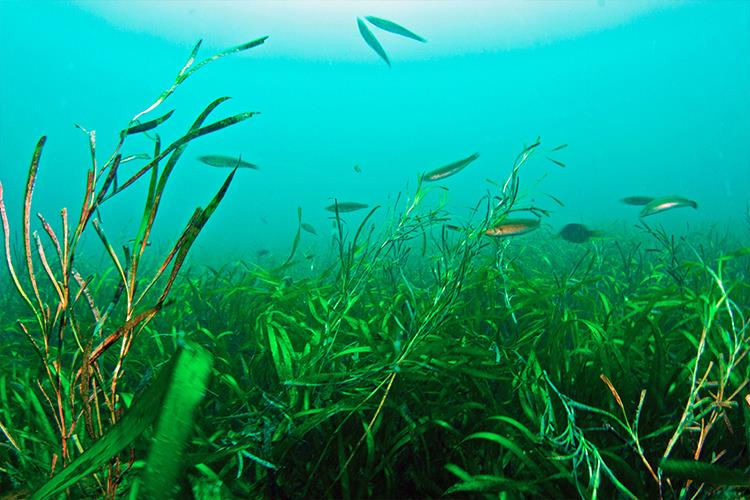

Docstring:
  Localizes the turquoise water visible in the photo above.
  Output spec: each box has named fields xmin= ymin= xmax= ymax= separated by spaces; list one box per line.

xmin=1 ymin=1 xmax=748 ymax=265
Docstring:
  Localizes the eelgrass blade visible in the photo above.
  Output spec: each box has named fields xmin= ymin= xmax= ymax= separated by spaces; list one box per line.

xmin=32 ymin=343 xmax=211 ymax=499
xmin=0 ymin=182 xmax=41 ymax=329
xmin=659 ymin=459 xmax=750 ymax=486
xmin=112 ymin=110 xmax=257 ymax=198
xmin=137 ymin=343 xmax=213 ymax=499
xmin=279 ymin=207 xmax=303 ymax=269
xmin=129 ymin=36 xmax=265 ymax=125
xmin=121 ymin=109 xmax=175 ymax=138
xmin=184 ymin=37 xmax=268 ymax=80
xmin=23 ymin=137 xmax=47 ymax=323
xmin=365 ymin=16 xmax=427 ymax=43
xmin=357 ymin=18 xmax=390 ymax=67
xmin=154 ymin=168 xmax=238 ymax=304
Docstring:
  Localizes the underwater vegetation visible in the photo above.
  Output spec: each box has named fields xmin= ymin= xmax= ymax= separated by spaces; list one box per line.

xmin=0 ymin=36 xmax=749 ymax=500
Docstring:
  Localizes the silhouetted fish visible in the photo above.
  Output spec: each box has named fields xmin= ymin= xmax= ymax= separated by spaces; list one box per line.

xmin=559 ymin=223 xmax=601 ymax=243
xmin=640 ymin=195 xmax=697 ymax=217
xmin=357 ymin=18 xmax=390 ymax=66
xmin=485 ymin=218 xmax=540 ymax=237
xmin=301 ymin=223 xmax=317 ymax=235
xmin=325 ymin=201 xmax=369 ymax=213
xmin=620 ymin=196 xmax=655 ymax=206
xmin=198 ymin=155 xmax=258 ymax=169
xmin=365 ymin=16 xmax=427 ymax=43
xmin=422 ymin=153 xmax=480 ymax=182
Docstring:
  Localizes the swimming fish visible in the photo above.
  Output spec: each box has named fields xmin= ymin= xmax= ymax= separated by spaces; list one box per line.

xmin=422 ymin=153 xmax=480 ymax=182
xmin=357 ymin=18 xmax=390 ymax=66
xmin=325 ymin=201 xmax=369 ymax=213
xmin=546 ymin=157 xmax=566 ymax=168
xmin=364 ymin=16 xmax=427 ymax=43
xmin=353 ymin=164 xmax=362 ymax=174
xmin=301 ymin=223 xmax=317 ymax=235
xmin=484 ymin=218 xmax=540 ymax=237
xmin=558 ymin=223 xmax=601 ymax=243
xmin=198 ymin=155 xmax=258 ymax=169
xmin=639 ymin=195 xmax=698 ymax=217
xmin=620 ymin=196 xmax=655 ymax=206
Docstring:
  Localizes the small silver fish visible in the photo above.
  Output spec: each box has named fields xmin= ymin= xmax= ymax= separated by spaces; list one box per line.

xmin=422 ymin=153 xmax=480 ymax=182
xmin=640 ymin=195 xmax=697 ymax=217
xmin=325 ymin=201 xmax=369 ymax=213
xmin=198 ymin=155 xmax=258 ymax=169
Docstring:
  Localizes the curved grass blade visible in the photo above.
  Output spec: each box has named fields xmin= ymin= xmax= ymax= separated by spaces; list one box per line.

xmin=280 ymin=207 xmax=303 ymax=269
xmin=365 ymin=16 xmax=427 ymax=42
xmin=121 ymin=109 xmax=175 ymax=138
xmin=357 ymin=18 xmax=390 ymax=67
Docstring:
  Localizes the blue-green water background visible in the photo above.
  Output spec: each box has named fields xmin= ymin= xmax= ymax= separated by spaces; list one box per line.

xmin=1 ymin=1 xmax=748 ymax=268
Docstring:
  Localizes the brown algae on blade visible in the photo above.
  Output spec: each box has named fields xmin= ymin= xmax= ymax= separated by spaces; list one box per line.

xmin=484 ymin=218 xmax=540 ymax=237
xmin=639 ymin=195 xmax=698 ymax=217
xmin=198 ymin=155 xmax=258 ymax=169
xmin=365 ymin=16 xmax=427 ymax=43
xmin=422 ymin=152 xmax=480 ymax=182
xmin=357 ymin=17 xmax=390 ymax=67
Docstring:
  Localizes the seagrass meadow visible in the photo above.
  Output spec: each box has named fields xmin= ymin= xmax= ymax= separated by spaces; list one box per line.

xmin=1 ymin=2 xmax=750 ymax=499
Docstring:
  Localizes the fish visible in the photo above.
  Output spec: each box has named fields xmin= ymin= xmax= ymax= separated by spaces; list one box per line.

xmin=325 ymin=201 xmax=369 ymax=213
xmin=357 ymin=18 xmax=390 ymax=66
xmin=198 ymin=155 xmax=258 ymax=169
xmin=546 ymin=157 xmax=566 ymax=168
xmin=558 ymin=223 xmax=601 ymax=243
xmin=639 ymin=195 xmax=698 ymax=217
xmin=543 ymin=193 xmax=565 ymax=208
xmin=353 ymin=164 xmax=362 ymax=174
xmin=422 ymin=152 xmax=480 ymax=182
xmin=620 ymin=196 xmax=655 ymax=206
xmin=301 ymin=223 xmax=317 ymax=235
xmin=485 ymin=218 xmax=540 ymax=237
xmin=549 ymin=144 xmax=568 ymax=152
xmin=364 ymin=16 xmax=427 ymax=43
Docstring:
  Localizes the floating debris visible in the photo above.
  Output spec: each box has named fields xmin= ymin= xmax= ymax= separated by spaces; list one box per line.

xmin=640 ymin=195 xmax=698 ymax=217
xmin=325 ymin=201 xmax=369 ymax=213
xmin=365 ymin=16 xmax=427 ymax=43
xmin=422 ymin=153 xmax=480 ymax=182
xmin=484 ymin=218 xmax=540 ymax=237
xmin=301 ymin=223 xmax=317 ymax=235
xmin=620 ymin=196 xmax=655 ymax=206
xmin=357 ymin=18 xmax=390 ymax=66
xmin=559 ymin=223 xmax=601 ymax=243
xmin=198 ymin=155 xmax=258 ymax=169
